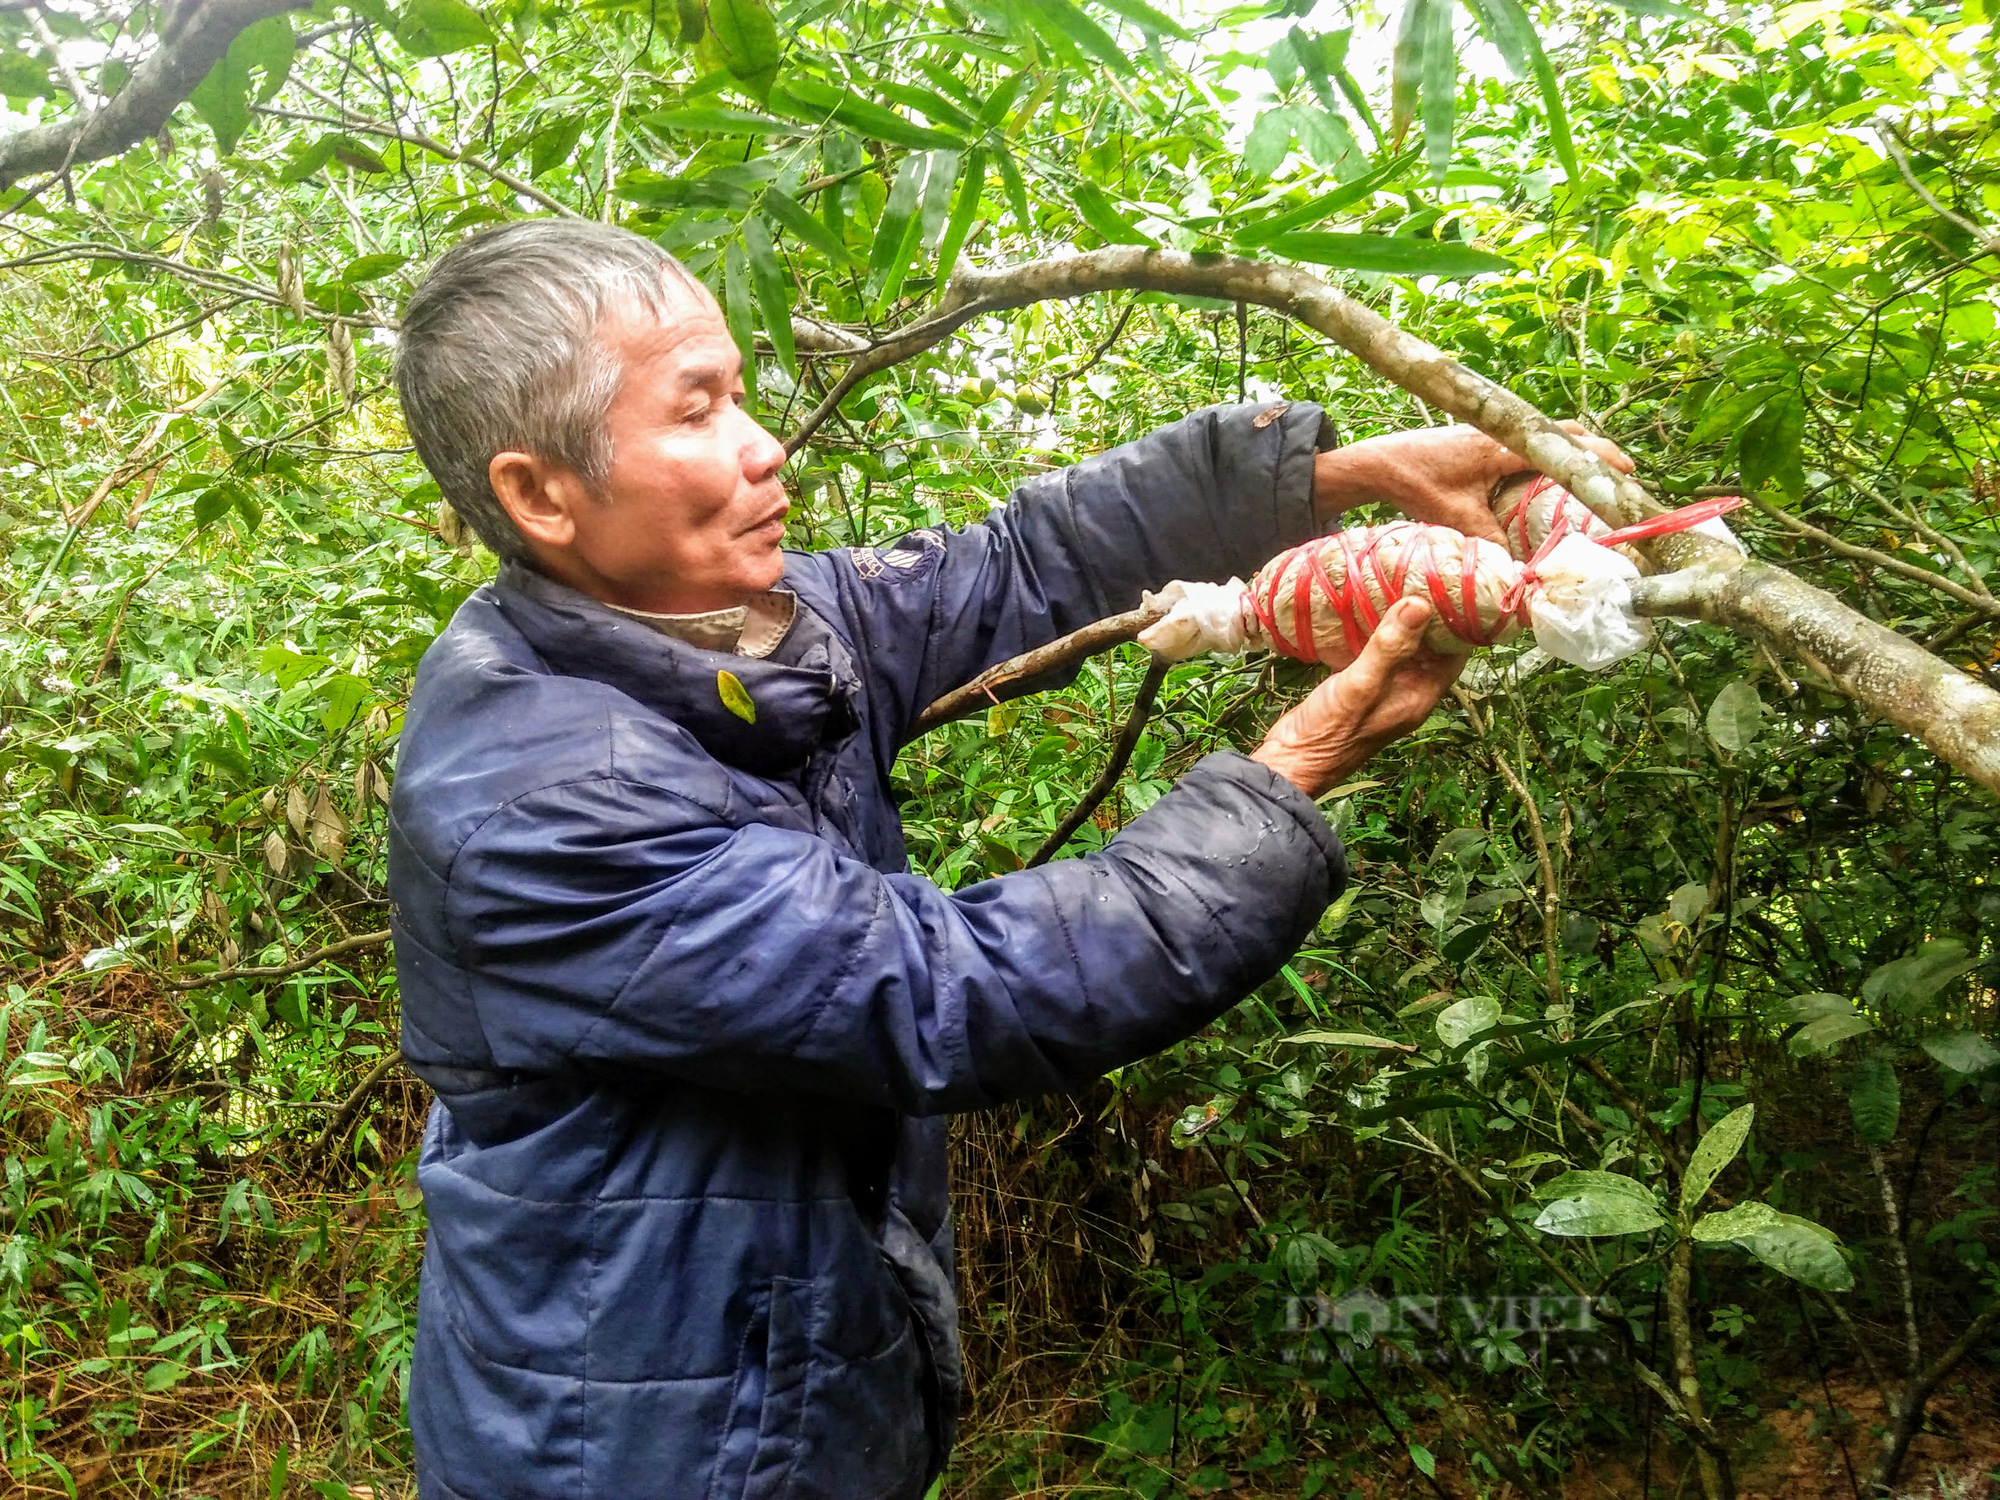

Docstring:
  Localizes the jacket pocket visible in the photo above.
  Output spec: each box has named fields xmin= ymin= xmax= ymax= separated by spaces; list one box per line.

xmin=879 ymin=1209 xmax=962 ymax=1479
xmin=705 ymin=1278 xmax=815 ymax=1500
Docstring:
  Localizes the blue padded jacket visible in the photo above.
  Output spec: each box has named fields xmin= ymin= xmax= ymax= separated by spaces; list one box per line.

xmin=388 ymin=401 xmax=1347 ymax=1499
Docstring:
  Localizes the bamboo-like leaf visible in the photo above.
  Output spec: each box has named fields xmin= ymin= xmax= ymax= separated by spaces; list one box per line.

xmin=995 ymin=148 xmax=1032 ymax=232
xmin=1069 ymin=181 xmax=1152 ymax=246
xmin=1232 ymin=149 xmax=1421 ymax=246
xmin=1390 ymin=0 xmax=1432 ymax=145
xmin=1521 ymin=22 xmax=1579 ymax=180
xmin=1027 ymin=0 xmax=1134 ymax=75
xmin=770 ymin=76 xmax=964 ymax=150
xmin=934 ymin=148 xmax=987 ymax=281
xmin=759 ymin=188 xmax=855 ymax=267
xmin=721 ymin=240 xmax=756 ymax=396
xmin=1460 ymin=0 xmax=1531 ymax=77
xmin=1262 ymin=231 xmax=1511 ymax=278
xmin=867 ymin=153 xmax=928 ymax=303
xmin=707 ymin=0 xmax=782 ymax=98
xmin=744 ymin=218 xmax=794 ymax=377
xmin=1420 ymin=0 xmax=1457 ymax=181
xmin=1091 ymin=0 xmax=1192 ymax=40
xmin=643 ymin=105 xmax=802 ymax=136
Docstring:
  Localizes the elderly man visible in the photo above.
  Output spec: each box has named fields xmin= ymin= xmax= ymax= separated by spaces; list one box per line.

xmin=387 ymin=218 xmax=1625 ymax=1499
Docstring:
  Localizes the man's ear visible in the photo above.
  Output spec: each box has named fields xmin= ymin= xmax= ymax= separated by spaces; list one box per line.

xmin=489 ymin=450 xmax=591 ymax=552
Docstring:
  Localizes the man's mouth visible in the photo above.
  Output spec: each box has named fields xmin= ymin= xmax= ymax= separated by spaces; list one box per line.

xmin=747 ymin=503 xmax=790 ymax=536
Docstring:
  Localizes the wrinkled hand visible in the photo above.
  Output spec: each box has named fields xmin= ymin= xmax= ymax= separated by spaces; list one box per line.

xmin=1251 ymin=597 xmax=1464 ymax=799
xmin=1313 ymin=421 xmax=1636 ymax=548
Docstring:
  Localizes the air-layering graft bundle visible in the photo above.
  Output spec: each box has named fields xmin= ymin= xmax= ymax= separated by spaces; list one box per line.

xmin=1137 ymin=483 xmax=1746 ymax=673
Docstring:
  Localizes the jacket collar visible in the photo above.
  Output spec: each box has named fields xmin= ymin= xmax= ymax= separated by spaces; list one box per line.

xmin=490 ymin=562 xmax=859 ymax=777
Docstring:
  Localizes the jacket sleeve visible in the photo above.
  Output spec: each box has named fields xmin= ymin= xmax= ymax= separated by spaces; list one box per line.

xmin=794 ymin=401 xmax=1327 ymax=745
xmin=443 ymin=751 xmax=1344 ymax=1115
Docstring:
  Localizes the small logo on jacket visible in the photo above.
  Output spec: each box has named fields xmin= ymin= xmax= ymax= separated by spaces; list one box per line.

xmin=849 ymin=529 xmax=942 ymax=580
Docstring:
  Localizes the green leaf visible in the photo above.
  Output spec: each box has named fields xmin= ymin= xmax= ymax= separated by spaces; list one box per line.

xmin=916 ymin=148 xmax=960 ymax=251
xmin=1706 ymin=678 xmax=1763 ymax=753
xmin=0 ymin=50 xmax=53 ymax=101
xmin=995 ymin=149 xmax=1032 ymax=232
xmin=759 ymin=187 xmax=857 ymax=267
xmin=143 ymin=1360 xmax=191 ymax=1393
xmin=1848 ymin=1052 xmax=1900 ymax=1145
xmin=394 ymin=0 xmax=496 ymax=57
xmin=1390 ymin=0 xmax=1431 ymax=145
xmin=236 ymin=16 xmax=297 ymax=104
xmin=875 ymin=80 xmax=979 ymax=135
xmin=721 ymin=241 xmax=755 ymax=393
xmin=1460 ymin=0 xmax=1530 ymax=75
xmin=867 ymin=152 xmax=927 ymax=301
xmin=977 ymin=72 xmax=1026 ymax=129
xmin=1680 ymin=1101 xmax=1753 ymax=1211
xmin=1790 ymin=1011 xmax=1877 ymax=1057
xmin=1863 ymin=940 xmax=1980 ymax=1012
xmin=1091 ymin=0 xmax=1192 ymax=39
xmin=1069 ymin=181 xmax=1152 ymax=246
xmin=1027 ymin=0 xmax=1134 ymax=75
xmin=1245 ymin=110 xmax=1294 ymax=179
xmin=331 ymin=140 xmax=392 ymax=174
xmin=1278 ymin=1030 xmax=1411 ymax=1050
xmin=1409 ymin=1442 xmax=1436 ymax=1479
xmin=1232 ymin=148 xmax=1421 ymax=245
xmin=278 ymin=135 xmax=341 ymax=184
xmin=707 ymin=0 xmax=782 ymax=98
xmin=1435 ymin=993 xmax=1500 ymax=1049
xmin=769 ymin=76 xmax=963 ymax=150
xmin=193 ymin=485 xmax=238 ymax=531
xmin=1521 ymin=21 xmax=1578 ymax=180
xmin=189 ymin=56 xmax=253 ymax=157
xmin=744 ymin=218 xmax=794 ymax=377
xmin=934 ymin=148 xmax=987 ymax=279
xmin=340 ymin=252 xmax=408 ymax=283
xmin=717 ymin=669 xmax=757 ymax=723
xmin=1691 ymin=1202 xmax=1853 ymax=1291
xmin=1262 ymin=231 xmax=1511 ymax=278
xmin=1419 ymin=0 xmax=1456 ymax=180
xmin=529 ymin=115 xmax=588 ymax=179
xmin=1922 ymin=1030 xmax=2000 ymax=1076
xmin=643 ymin=105 xmax=802 ymax=135
xmin=1739 ymin=394 xmax=1805 ymax=502
xmin=1533 ymin=1171 xmax=1666 ymax=1237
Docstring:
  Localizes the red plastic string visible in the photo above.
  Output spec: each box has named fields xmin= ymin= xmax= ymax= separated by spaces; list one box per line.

xmin=1250 ymin=494 xmax=1745 ymax=665
xmin=1594 ymin=494 xmax=1744 ymax=547
xmin=1251 ymin=524 xmax=1521 ymax=664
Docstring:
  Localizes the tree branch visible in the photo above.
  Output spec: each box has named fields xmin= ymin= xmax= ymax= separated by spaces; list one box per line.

xmin=166 ymin=928 xmax=390 ymax=989
xmin=1749 ymin=494 xmax=2000 ymax=618
xmin=910 ymin=598 xmax=1167 ymax=736
xmin=1025 ymin=654 xmax=1169 ymax=867
xmin=0 ymin=0 xmax=311 ymax=190
xmin=861 ymin=248 xmax=2000 ymax=795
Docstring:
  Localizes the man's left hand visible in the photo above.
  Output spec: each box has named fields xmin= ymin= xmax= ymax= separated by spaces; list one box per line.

xmin=1312 ymin=421 xmax=1636 ymax=548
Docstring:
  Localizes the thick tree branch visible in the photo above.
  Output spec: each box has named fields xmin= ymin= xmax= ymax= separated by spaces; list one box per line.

xmin=0 ymin=0 xmax=310 ymax=190
xmin=863 ymin=248 xmax=2000 ymax=795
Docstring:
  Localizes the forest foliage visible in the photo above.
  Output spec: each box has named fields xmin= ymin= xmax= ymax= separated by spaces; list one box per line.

xmin=1 ymin=0 xmax=1997 ymax=1494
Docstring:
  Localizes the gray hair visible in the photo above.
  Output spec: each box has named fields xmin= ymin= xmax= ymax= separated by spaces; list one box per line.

xmin=394 ymin=219 xmax=702 ymax=560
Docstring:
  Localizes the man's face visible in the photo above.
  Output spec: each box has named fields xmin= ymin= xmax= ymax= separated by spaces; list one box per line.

xmin=497 ymin=284 xmax=791 ymax=615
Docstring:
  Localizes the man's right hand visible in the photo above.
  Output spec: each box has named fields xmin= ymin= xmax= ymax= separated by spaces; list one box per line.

xmin=1250 ymin=596 xmax=1463 ymax=799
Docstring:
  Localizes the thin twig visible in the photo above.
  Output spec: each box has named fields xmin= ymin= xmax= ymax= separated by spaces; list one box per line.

xmin=910 ymin=599 xmax=1167 ymax=737
xmin=1026 ymin=655 xmax=1169 ymax=867
xmin=166 ymin=928 xmax=390 ymax=990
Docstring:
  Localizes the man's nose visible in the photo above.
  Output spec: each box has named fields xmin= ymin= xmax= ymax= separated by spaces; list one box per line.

xmin=741 ymin=411 xmax=787 ymax=482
